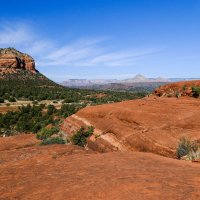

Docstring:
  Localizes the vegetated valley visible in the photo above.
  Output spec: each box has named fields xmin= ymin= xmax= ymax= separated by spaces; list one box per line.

xmin=0 ymin=48 xmax=148 ymax=145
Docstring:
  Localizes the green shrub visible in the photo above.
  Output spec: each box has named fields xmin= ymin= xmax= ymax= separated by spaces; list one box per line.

xmin=29 ymin=96 xmax=34 ymax=101
xmin=0 ymin=97 xmax=4 ymax=103
xmin=176 ymin=137 xmax=198 ymax=158
xmin=175 ymin=92 xmax=181 ymax=98
xmin=8 ymin=97 xmax=16 ymax=102
xmin=40 ymin=137 xmax=65 ymax=145
xmin=47 ymin=104 xmax=56 ymax=115
xmin=59 ymin=103 xmax=78 ymax=117
xmin=192 ymin=87 xmax=200 ymax=98
xmin=71 ymin=126 xmax=94 ymax=147
xmin=36 ymin=127 xmax=59 ymax=140
xmin=182 ymin=85 xmax=187 ymax=91
xmin=186 ymin=150 xmax=200 ymax=161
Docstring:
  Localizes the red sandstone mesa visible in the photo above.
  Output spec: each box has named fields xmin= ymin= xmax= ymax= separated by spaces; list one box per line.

xmin=0 ymin=48 xmax=36 ymax=74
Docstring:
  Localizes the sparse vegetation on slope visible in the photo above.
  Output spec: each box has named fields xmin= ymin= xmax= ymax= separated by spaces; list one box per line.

xmin=192 ymin=86 xmax=200 ymax=98
xmin=154 ymin=80 xmax=200 ymax=98
xmin=40 ymin=137 xmax=66 ymax=145
xmin=0 ymin=103 xmax=84 ymax=137
xmin=177 ymin=137 xmax=200 ymax=161
xmin=36 ymin=127 xmax=59 ymax=140
xmin=71 ymin=126 xmax=94 ymax=147
xmin=0 ymin=71 xmax=147 ymax=103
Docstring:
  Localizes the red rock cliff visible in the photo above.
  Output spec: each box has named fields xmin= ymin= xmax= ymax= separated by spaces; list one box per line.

xmin=0 ymin=48 xmax=37 ymax=74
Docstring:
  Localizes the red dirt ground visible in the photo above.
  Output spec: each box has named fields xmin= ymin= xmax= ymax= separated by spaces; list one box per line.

xmin=62 ymin=96 xmax=200 ymax=157
xmin=1 ymin=84 xmax=200 ymax=199
xmin=0 ymin=134 xmax=39 ymax=151
xmin=0 ymin=106 xmax=19 ymax=114
xmin=0 ymin=135 xmax=200 ymax=200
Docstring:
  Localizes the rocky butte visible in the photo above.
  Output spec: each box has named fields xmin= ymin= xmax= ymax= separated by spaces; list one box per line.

xmin=0 ymin=48 xmax=37 ymax=75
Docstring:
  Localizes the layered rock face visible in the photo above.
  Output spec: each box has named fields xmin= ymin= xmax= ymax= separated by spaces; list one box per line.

xmin=62 ymin=95 xmax=200 ymax=157
xmin=0 ymin=48 xmax=36 ymax=74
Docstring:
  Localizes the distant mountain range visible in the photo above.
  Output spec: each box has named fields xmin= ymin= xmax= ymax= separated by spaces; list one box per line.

xmin=61 ymin=74 xmax=200 ymax=90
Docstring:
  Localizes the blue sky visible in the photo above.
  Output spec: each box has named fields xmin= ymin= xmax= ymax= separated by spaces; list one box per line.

xmin=0 ymin=0 xmax=200 ymax=81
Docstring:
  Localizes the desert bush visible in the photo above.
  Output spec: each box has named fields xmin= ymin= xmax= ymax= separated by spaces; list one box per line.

xmin=176 ymin=137 xmax=198 ymax=158
xmin=175 ymin=92 xmax=181 ymax=98
xmin=192 ymin=87 xmax=200 ymax=98
xmin=47 ymin=104 xmax=56 ymax=115
xmin=0 ymin=97 xmax=4 ymax=103
xmin=182 ymin=85 xmax=187 ymax=91
xmin=36 ymin=127 xmax=59 ymax=140
xmin=185 ymin=150 xmax=200 ymax=161
xmin=71 ymin=126 xmax=94 ymax=147
xmin=40 ymin=137 xmax=65 ymax=145
xmin=8 ymin=96 xmax=16 ymax=102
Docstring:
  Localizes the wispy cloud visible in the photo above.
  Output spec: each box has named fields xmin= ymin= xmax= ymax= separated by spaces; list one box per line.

xmin=0 ymin=22 xmax=33 ymax=45
xmin=0 ymin=21 xmax=160 ymax=68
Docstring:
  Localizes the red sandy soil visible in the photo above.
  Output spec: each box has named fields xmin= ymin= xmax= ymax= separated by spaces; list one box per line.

xmin=1 ymin=91 xmax=200 ymax=199
xmin=0 ymin=106 xmax=19 ymax=114
xmin=62 ymin=96 xmax=200 ymax=157
xmin=154 ymin=80 xmax=200 ymax=97
xmin=0 ymin=134 xmax=39 ymax=151
xmin=0 ymin=134 xmax=200 ymax=200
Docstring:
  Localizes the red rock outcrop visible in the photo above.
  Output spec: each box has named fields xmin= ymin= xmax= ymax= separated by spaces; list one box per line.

xmin=154 ymin=80 xmax=200 ymax=97
xmin=0 ymin=48 xmax=37 ymax=74
xmin=62 ymin=95 xmax=200 ymax=157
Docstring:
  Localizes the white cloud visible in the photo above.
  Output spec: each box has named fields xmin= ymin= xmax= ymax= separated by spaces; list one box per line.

xmin=0 ymin=22 xmax=33 ymax=45
xmin=0 ymin=21 xmax=160 ymax=68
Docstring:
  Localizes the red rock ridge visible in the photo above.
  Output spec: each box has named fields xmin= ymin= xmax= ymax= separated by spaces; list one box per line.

xmin=154 ymin=80 xmax=200 ymax=97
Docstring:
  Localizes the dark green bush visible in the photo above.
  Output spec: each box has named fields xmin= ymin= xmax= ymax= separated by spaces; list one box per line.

xmin=29 ymin=96 xmax=34 ymax=101
xmin=71 ymin=126 xmax=94 ymax=147
xmin=0 ymin=104 xmax=61 ymax=136
xmin=177 ymin=137 xmax=198 ymax=158
xmin=0 ymin=97 xmax=4 ymax=103
xmin=40 ymin=137 xmax=65 ymax=145
xmin=36 ymin=127 xmax=59 ymax=140
xmin=8 ymin=97 xmax=16 ymax=102
xmin=59 ymin=104 xmax=77 ymax=117
xmin=47 ymin=104 xmax=56 ymax=115
xmin=192 ymin=87 xmax=200 ymax=98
